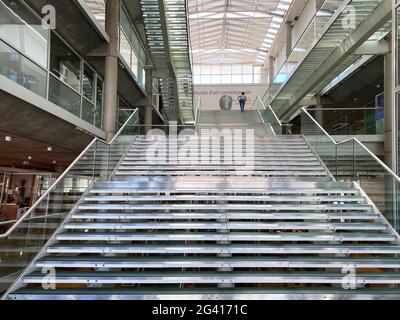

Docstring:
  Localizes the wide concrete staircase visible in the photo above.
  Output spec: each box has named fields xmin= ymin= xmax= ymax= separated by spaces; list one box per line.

xmin=4 ymin=131 xmax=400 ymax=300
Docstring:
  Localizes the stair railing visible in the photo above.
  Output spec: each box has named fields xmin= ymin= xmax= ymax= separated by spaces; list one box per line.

xmin=194 ymin=96 xmax=201 ymax=128
xmin=254 ymin=96 xmax=282 ymax=135
xmin=0 ymin=109 xmax=139 ymax=291
xmin=301 ymin=107 xmax=400 ymax=232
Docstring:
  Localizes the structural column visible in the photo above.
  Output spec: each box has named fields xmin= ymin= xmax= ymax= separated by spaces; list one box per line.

xmin=103 ymin=0 xmax=120 ymax=141
xmin=285 ymin=21 xmax=293 ymax=59
xmin=144 ymin=54 xmax=154 ymax=128
xmin=315 ymin=94 xmax=324 ymax=125
xmin=384 ymin=36 xmax=393 ymax=169
xmin=268 ymin=56 xmax=275 ymax=88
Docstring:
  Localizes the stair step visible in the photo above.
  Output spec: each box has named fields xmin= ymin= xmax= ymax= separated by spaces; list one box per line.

xmin=8 ymin=287 xmax=400 ymax=300
xmin=77 ymin=203 xmax=372 ymax=211
xmin=47 ymin=244 xmax=400 ymax=255
xmin=56 ymin=232 xmax=394 ymax=242
xmin=82 ymin=195 xmax=366 ymax=202
xmin=114 ymin=171 xmax=329 ymax=176
xmin=71 ymin=212 xmax=377 ymax=220
xmin=36 ymin=256 xmax=400 ymax=269
xmin=117 ymin=166 xmax=326 ymax=171
xmin=63 ymin=221 xmax=386 ymax=231
xmin=22 ymin=271 xmax=400 ymax=285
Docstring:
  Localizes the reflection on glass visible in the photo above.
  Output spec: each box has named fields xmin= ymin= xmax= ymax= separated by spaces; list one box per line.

xmin=119 ymin=28 xmax=131 ymax=67
xmin=119 ymin=4 xmax=145 ymax=86
xmin=0 ymin=39 xmax=46 ymax=97
xmin=95 ymin=79 xmax=103 ymax=128
xmin=120 ymin=4 xmax=133 ymax=40
xmin=83 ymin=64 xmax=95 ymax=102
xmin=82 ymin=98 xmax=94 ymax=125
xmin=131 ymin=50 xmax=138 ymax=77
xmin=50 ymin=33 xmax=81 ymax=93
xmin=0 ymin=0 xmax=48 ymax=68
xmin=48 ymin=75 xmax=81 ymax=117
xmin=308 ymin=108 xmax=380 ymax=135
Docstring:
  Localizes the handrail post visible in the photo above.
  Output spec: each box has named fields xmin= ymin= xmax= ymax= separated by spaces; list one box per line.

xmin=93 ymin=140 xmax=97 ymax=182
xmin=352 ymin=139 xmax=356 ymax=182
xmin=335 ymin=145 xmax=338 ymax=180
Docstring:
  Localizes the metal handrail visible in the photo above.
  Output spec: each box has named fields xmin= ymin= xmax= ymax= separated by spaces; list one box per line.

xmin=310 ymin=108 xmax=378 ymax=111
xmin=301 ymin=107 xmax=400 ymax=184
xmin=194 ymin=96 xmax=201 ymax=126
xmin=111 ymin=108 xmax=139 ymax=144
xmin=0 ymin=109 xmax=139 ymax=238
xmin=0 ymin=213 xmax=66 ymax=226
xmin=255 ymin=96 xmax=283 ymax=134
xmin=259 ymin=98 xmax=282 ymax=127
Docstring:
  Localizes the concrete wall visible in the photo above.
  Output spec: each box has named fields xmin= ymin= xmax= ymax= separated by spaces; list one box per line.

xmin=194 ymin=84 xmax=268 ymax=110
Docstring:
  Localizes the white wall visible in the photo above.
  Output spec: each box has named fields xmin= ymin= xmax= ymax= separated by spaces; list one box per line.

xmin=194 ymin=84 xmax=268 ymax=110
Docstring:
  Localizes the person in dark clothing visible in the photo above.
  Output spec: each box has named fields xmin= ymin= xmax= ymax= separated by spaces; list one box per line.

xmin=238 ymin=92 xmax=247 ymax=112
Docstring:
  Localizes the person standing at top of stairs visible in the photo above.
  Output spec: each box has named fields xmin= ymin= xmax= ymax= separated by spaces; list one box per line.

xmin=238 ymin=92 xmax=247 ymax=113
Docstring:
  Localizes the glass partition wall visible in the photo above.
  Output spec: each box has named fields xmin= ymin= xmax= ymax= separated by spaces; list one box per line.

xmin=119 ymin=3 xmax=146 ymax=88
xmin=0 ymin=0 xmax=104 ymax=129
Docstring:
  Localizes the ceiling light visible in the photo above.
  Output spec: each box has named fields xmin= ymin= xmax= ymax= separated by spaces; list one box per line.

xmin=28 ymin=156 xmax=32 ymax=160
xmin=53 ymin=160 xmax=57 ymax=164
xmin=47 ymin=147 xmax=52 ymax=152
xmin=5 ymin=136 xmax=11 ymax=142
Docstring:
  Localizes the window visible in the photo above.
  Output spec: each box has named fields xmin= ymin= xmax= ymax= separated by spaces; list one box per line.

xmin=193 ymin=64 xmax=264 ymax=84
xmin=118 ymin=4 xmax=145 ymax=87
xmin=50 ymin=33 xmax=81 ymax=93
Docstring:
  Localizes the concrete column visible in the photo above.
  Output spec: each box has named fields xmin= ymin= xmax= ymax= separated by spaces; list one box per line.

xmin=268 ymin=56 xmax=275 ymax=87
xmin=103 ymin=0 xmax=120 ymax=141
xmin=285 ymin=21 xmax=293 ymax=59
xmin=384 ymin=36 xmax=393 ymax=169
xmin=315 ymin=94 xmax=324 ymax=126
xmin=144 ymin=54 xmax=154 ymax=127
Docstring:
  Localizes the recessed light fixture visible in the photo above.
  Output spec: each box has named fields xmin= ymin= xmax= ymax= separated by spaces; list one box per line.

xmin=5 ymin=136 xmax=12 ymax=142
xmin=47 ymin=146 xmax=53 ymax=152
xmin=28 ymin=156 xmax=32 ymax=160
xmin=53 ymin=160 xmax=57 ymax=164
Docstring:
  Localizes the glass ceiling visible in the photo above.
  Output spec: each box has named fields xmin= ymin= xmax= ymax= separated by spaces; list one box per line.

xmin=188 ymin=0 xmax=292 ymax=65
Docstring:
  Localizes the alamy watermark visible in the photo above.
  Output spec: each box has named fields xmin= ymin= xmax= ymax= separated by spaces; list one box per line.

xmin=144 ymin=125 xmax=255 ymax=175
xmin=41 ymin=5 xmax=56 ymax=30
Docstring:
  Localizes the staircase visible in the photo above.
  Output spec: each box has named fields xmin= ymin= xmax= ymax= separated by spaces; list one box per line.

xmin=4 ymin=128 xmax=400 ymax=300
xmin=199 ymin=110 xmax=272 ymax=134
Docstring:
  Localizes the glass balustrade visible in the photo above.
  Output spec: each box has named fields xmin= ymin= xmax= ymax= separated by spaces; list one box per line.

xmin=301 ymin=108 xmax=400 ymax=234
xmin=0 ymin=110 xmax=139 ymax=292
xmin=307 ymin=107 xmax=383 ymax=135
xmin=254 ymin=97 xmax=282 ymax=135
